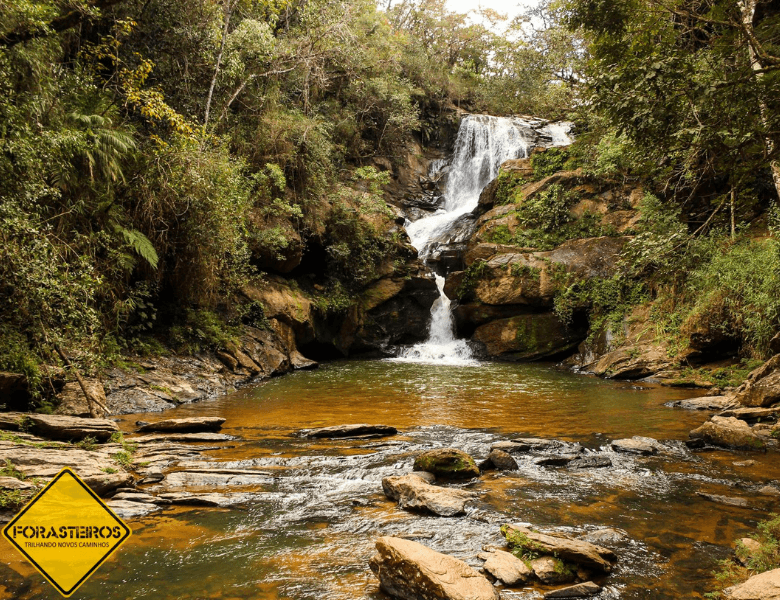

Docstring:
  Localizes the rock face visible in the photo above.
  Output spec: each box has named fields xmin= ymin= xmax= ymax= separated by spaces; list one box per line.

xmin=472 ymin=313 xmax=586 ymax=361
xmin=382 ymin=474 xmax=475 ymax=517
xmin=413 ymin=449 xmax=480 ymax=479
xmin=734 ymin=355 xmax=780 ymax=408
xmin=54 ymin=379 xmax=108 ymax=417
xmin=369 ymin=537 xmax=499 ymax=600
xmin=25 ymin=414 xmax=119 ymax=441
xmin=502 ymin=525 xmax=617 ymax=573
xmin=689 ymin=416 xmax=766 ymax=450
xmin=724 ymin=568 xmax=780 ymax=599
xmin=306 ymin=424 xmax=398 ymax=439
xmin=136 ymin=417 xmax=226 ymax=433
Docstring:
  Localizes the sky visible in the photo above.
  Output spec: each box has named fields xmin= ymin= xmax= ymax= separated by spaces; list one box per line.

xmin=445 ymin=0 xmax=539 ymax=32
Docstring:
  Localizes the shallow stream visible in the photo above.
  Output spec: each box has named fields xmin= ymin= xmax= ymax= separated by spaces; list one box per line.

xmin=3 ymin=360 xmax=779 ymax=599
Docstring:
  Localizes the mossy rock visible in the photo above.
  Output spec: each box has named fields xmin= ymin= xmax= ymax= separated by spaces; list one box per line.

xmin=413 ymin=448 xmax=480 ymax=480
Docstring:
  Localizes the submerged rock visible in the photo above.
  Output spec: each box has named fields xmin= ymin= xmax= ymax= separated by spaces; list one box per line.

xmin=478 ymin=549 xmax=532 ymax=586
xmin=689 ymin=416 xmax=766 ymax=451
xmin=544 ymin=582 xmax=602 ymax=598
xmin=696 ymin=492 xmax=750 ymax=508
xmin=136 ymin=417 xmax=226 ymax=433
xmin=501 ymin=524 xmax=617 ymax=573
xmin=568 ymin=455 xmax=612 ymax=469
xmin=413 ymin=448 xmax=480 ymax=479
xmin=724 ymin=567 xmax=780 ymax=599
xmin=306 ymin=424 xmax=398 ymax=439
xmin=369 ymin=536 xmax=499 ymax=600
xmin=491 ymin=438 xmax=565 ymax=453
xmin=382 ymin=474 xmax=475 ymax=517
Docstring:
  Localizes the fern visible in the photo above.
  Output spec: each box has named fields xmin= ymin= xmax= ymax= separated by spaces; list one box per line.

xmin=115 ymin=226 xmax=159 ymax=269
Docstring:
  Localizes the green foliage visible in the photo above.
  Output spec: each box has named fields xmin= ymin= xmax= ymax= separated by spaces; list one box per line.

xmin=77 ymin=436 xmax=98 ymax=452
xmin=531 ymin=147 xmax=575 ymax=180
xmin=168 ymin=309 xmax=241 ymax=354
xmin=456 ymin=260 xmax=491 ymax=300
xmin=0 ymin=459 xmax=25 ymax=480
xmin=493 ymin=170 xmax=528 ymax=206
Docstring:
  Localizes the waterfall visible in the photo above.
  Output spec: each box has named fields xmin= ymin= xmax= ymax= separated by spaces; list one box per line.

xmin=394 ymin=115 xmax=572 ymax=366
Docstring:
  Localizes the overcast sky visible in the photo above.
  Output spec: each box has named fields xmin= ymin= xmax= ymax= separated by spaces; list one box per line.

xmin=445 ymin=0 xmax=539 ymax=32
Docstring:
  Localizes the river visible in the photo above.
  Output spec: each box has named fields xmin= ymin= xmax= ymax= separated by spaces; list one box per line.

xmin=2 ymin=360 xmax=778 ymax=599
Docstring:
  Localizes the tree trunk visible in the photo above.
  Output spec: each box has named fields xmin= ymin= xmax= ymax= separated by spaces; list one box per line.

xmin=204 ymin=0 xmax=235 ymax=131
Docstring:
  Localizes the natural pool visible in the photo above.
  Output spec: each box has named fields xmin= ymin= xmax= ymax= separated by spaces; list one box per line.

xmin=2 ymin=360 xmax=778 ymax=599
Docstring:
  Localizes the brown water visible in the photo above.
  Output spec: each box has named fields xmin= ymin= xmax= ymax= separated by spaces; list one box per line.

xmin=3 ymin=359 xmax=780 ymax=600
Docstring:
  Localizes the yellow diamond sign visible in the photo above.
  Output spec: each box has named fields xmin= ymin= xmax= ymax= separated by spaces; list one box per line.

xmin=2 ymin=467 xmax=131 ymax=597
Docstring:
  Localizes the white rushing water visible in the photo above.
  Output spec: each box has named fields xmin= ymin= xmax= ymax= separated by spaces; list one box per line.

xmin=395 ymin=115 xmax=572 ymax=366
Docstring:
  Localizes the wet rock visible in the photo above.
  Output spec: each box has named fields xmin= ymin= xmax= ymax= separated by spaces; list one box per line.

xmin=610 ymin=437 xmax=659 ymax=456
xmin=734 ymin=356 xmax=780 ymax=408
xmin=369 ymin=536 xmax=499 ymax=600
xmin=105 ymin=500 xmax=162 ymax=519
xmin=413 ymin=448 xmax=480 ymax=480
xmin=502 ymin=525 xmax=617 ymax=573
xmin=54 ymin=380 xmax=109 ymax=418
xmin=486 ymin=449 xmax=518 ymax=471
xmin=478 ymin=549 xmax=532 ymax=586
xmin=163 ymin=469 xmax=272 ymax=488
xmin=544 ymin=582 xmax=602 ymax=598
xmin=25 ymin=414 xmax=119 ymax=442
xmin=306 ymin=424 xmax=398 ymax=439
xmin=136 ymin=417 xmax=226 ymax=433
xmin=759 ymin=485 xmax=780 ymax=496
xmin=689 ymin=416 xmax=766 ymax=451
xmin=111 ymin=492 xmax=164 ymax=504
xmin=531 ymin=556 xmax=577 ymax=584
xmin=675 ymin=396 xmax=739 ymax=411
xmin=733 ymin=460 xmax=756 ymax=468
xmin=127 ymin=432 xmax=235 ymax=444
xmin=157 ymin=492 xmax=256 ymax=507
xmin=723 ymin=567 xmax=780 ymax=599
xmin=568 ymin=455 xmax=613 ymax=469
xmin=382 ymin=474 xmax=475 ymax=517
xmin=535 ymin=454 xmax=578 ymax=467
xmin=696 ymin=492 xmax=750 ymax=508
xmin=492 ymin=438 xmax=565 ymax=453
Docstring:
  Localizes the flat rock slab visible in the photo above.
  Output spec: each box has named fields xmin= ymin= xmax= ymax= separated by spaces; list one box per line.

xmin=568 ymin=455 xmax=612 ymax=469
xmin=137 ymin=417 xmax=226 ymax=433
xmin=413 ymin=448 xmax=480 ymax=480
xmin=724 ymin=567 xmax=780 ymax=599
xmin=719 ymin=407 xmax=780 ymax=421
xmin=477 ymin=550 xmax=531 ymax=586
xmin=544 ymin=582 xmax=603 ymax=598
xmin=0 ymin=476 xmax=37 ymax=490
xmin=369 ymin=536 xmax=498 ymax=600
xmin=697 ymin=492 xmax=750 ymax=508
xmin=690 ymin=416 xmax=766 ymax=451
xmin=502 ymin=525 xmax=617 ymax=573
xmin=536 ymin=454 xmax=579 ymax=467
xmin=674 ymin=396 xmax=739 ymax=411
xmin=306 ymin=424 xmax=397 ymax=439
xmin=0 ymin=413 xmax=25 ymax=431
xmin=611 ymin=437 xmax=659 ymax=456
xmin=26 ymin=414 xmax=119 ymax=441
xmin=0 ymin=440 xmax=131 ymax=494
xmin=382 ymin=474 xmax=475 ymax=517
xmin=163 ymin=470 xmax=272 ymax=488
xmin=492 ymin=438 xmax=565 ymax=454
xmin=157 ymin=492 xmax=260 ymax=507
xmin=127 ymin=432 xmax=235 ymax=443
xmin=111 ymin=492 xmax=166 ymax=504
xmin=106 ymin=500 xmax=162 ymax=519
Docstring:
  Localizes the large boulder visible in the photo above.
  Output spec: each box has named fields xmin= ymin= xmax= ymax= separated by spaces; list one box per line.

xmin=734 ymin=355 xmax=780 ymax=408
xmin=382 ymin=474 xmax=475 ymax=517
xmin=369 ymin=537 xmax=499 ymax=600
xmin=413 ymin=449 xmax=480 ymax=479
xmin=472 ymin=313 xmax=586 ymax=361
xmin=54 ymin=380 xmax=109 ymax=418
xmin=689 ymin=416 xmax=766 ymax=451
xmin=724 ymin=568 xmax=780 ymax=599
xmin=501 ymin=525 xmax=617 ymax=573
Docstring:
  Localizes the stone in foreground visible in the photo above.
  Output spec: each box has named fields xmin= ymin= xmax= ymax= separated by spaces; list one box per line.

xmin=306 ymin=424 xmax=397 ymax=439
xmin=382 ymin=474 xmax=475 ymax=517
xmin=724 ymin=567 xmax=780 ymax=599
xmin=136 ymin=417 xmax=226 ymax=433
xmin=369 ymin=536 xmax=498 ymax=600
xmin=544 ymin=582 xmax=602 ymax=598
xmin=531 ymin=556 xmax=577 ymax=584
xmin=486 ymin=448 xmax=518 ymax=471
xmin=26 ymin=414 xmax=119 ymax=441
xmin=478 ymin=549 xmax=532 ymax=586
xmin=502 ymin=524 xmax=617 ymax=573
xmin=689 ymin=416 xmax=765 ymax=451
xmin=413 ymin=448 xmax=480 ymax=479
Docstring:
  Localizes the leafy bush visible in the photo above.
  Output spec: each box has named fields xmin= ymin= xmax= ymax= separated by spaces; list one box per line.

xmin=531 ymin=147 xmax=573 ymax=179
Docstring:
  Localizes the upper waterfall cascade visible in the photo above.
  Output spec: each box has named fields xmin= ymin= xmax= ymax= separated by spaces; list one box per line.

xmin=394 ymin=115 xmax=573 ymax=366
